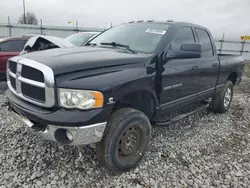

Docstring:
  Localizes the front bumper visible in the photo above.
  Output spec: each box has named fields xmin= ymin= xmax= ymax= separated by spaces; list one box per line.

xmin=6 ymin=89 xmax=112 ymax=145
xmin=6 ymin=89 xmax=112 ymax=126
xmin=10 ymin=109 xmax=106 ymax=145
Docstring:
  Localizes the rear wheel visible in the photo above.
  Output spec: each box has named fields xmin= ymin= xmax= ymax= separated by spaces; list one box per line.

xmin=96 ymin=108 xmax=151 ymax=174
xmin=212 ymin=81 xmax=233 ymax=113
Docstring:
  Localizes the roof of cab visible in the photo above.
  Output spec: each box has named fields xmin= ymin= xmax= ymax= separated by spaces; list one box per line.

xmin=126 ymin=20 xmax=208 ymax=30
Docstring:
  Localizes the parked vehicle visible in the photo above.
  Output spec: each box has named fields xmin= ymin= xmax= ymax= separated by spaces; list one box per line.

xmin=0 ymin=36 xmax=31 ymax=81
xmin=5 ymin=21 xmax=245 ymax=173
xmin=0 ymin=35 xmax=74 ymax=81
xmin=65 ymin=32 xmax=100 ymax=46
xmin=20 ymin=35 xmax=75 ymax=54
xmin=0 ymin=37 xmax=8 ymax=42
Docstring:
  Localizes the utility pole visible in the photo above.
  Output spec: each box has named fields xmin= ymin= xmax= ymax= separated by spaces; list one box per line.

xmin=23 ymin=0 xmax=26 ymax=24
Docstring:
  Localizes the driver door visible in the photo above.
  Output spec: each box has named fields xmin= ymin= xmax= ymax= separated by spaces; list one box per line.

xmin=159 ymin=27 xmax=201 ymax=112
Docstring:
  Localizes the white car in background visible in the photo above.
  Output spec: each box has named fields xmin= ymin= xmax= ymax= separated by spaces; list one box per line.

xmin=0 ymin=37 xmax=8 ymax=42
xmin=20 ymin=35 xmax=75 ymax=54
xmin=65 ymin=32 xmax=100 ymax=46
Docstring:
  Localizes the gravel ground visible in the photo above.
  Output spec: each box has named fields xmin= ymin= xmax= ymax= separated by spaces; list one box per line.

xmin=0 ymin=82 xmax=250 ymax=188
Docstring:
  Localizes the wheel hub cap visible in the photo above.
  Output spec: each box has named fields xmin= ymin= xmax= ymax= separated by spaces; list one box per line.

xmin=118 ymin=125 xmax=142 ymax=162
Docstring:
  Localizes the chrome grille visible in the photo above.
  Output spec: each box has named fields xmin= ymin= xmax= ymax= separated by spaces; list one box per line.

xmin=7 ymin=56 xmax=55 ymax=108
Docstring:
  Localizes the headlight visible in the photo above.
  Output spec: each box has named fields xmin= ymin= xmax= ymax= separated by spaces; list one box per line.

xmin=58 ymin=88 xmax=104 ymax=109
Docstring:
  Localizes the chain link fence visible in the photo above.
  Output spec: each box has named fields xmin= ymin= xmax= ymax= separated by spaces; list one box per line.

xmin=214 ymin=37 xmax=250 ymax=60
xmin=0 ymin=21 xmax=249 ymax=60
xmin=0 ymin=21 xmax=104 ymax=39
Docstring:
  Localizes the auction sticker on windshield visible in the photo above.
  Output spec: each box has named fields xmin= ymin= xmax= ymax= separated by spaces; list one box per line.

xmin=146 ymin=29 xmax=166 ymax=35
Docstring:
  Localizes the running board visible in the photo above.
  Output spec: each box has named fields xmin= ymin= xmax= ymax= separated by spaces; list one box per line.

xmin=155 ymin=104 xmax=209 ymax=126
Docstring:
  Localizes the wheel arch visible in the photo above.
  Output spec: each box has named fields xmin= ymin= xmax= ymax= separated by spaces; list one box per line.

xmin=227 ymin=71 xmax=237 ymax=85
xmin=113 ymin=90 xmax=158 ymax=120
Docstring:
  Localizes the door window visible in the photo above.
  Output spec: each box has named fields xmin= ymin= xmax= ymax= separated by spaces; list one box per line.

xmin=171 ymin=27 xmax=195 ymax=50
xmin=0 ymin=40 xmax=26 ymax=52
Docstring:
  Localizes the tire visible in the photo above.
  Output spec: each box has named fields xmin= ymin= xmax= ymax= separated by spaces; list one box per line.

xmin=96 ymin=107 xmax=151 ymax=174
xmin=212 ymin=80 xmax=234 ymax=113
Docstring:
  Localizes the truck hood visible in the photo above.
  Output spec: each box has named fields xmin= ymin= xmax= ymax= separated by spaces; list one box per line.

xmin=21 ymin=47 xmax=149 ymax=75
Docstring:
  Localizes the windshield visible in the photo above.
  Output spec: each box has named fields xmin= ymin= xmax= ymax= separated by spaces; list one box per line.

xmin=89 ymin=23 xmax=171 ymax=53
xmin=66 ymin=32 xmax=98 ymax=46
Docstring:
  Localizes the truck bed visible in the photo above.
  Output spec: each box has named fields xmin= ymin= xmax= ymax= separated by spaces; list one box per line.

xmin=216 ymin=53 xmax=245 ymax=87
xmin=218 ymin=53 xmax=245 ymax=63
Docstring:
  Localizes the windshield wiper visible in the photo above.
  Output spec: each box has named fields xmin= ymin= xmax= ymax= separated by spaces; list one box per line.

xmin=100 ymin=42 xmax=136 ymax=54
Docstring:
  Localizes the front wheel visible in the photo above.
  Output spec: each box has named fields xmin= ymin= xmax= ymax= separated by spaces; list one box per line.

xmin=96 ymin=108 xmax=151 ymax=174
xmin=212 ymin=80 xmax=234 ymax=113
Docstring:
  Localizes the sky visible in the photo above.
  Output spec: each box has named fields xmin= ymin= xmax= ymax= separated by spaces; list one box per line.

xmin=0 ymin=0 xmax=249 ymax=39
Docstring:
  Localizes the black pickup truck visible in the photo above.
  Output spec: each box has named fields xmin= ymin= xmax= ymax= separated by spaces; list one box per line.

xmin=5 ymin=21 xmax=245 ymax=173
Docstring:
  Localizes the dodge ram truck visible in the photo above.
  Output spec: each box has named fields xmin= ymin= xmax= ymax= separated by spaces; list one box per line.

xmin=5 ymin=21 xmax=245 ymax=173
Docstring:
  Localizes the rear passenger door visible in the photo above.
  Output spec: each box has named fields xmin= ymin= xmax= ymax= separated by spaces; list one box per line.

xmin=194 ymin=28 xmax=219 ymax=100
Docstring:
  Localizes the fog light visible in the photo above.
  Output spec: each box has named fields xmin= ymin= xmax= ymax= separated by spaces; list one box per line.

xmin=66 ymin=130 xmax=73 ymax=141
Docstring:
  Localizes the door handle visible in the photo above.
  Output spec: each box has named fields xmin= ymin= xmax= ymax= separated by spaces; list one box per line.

xmin=192 ymin=65 xmax=199 ymax=70
xmin=212 ymin=63 xmax=219 ymax=67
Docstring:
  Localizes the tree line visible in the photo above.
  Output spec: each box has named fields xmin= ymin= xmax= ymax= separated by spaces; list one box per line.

xmin=18 ymin=12 xmax=38 ymax=25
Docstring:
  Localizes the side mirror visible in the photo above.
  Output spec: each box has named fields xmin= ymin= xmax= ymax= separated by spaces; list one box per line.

xmin=166 ymin=43 xmax=202 ymax=59
xmin=181 ymin=43 xmax=202 ymax=52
